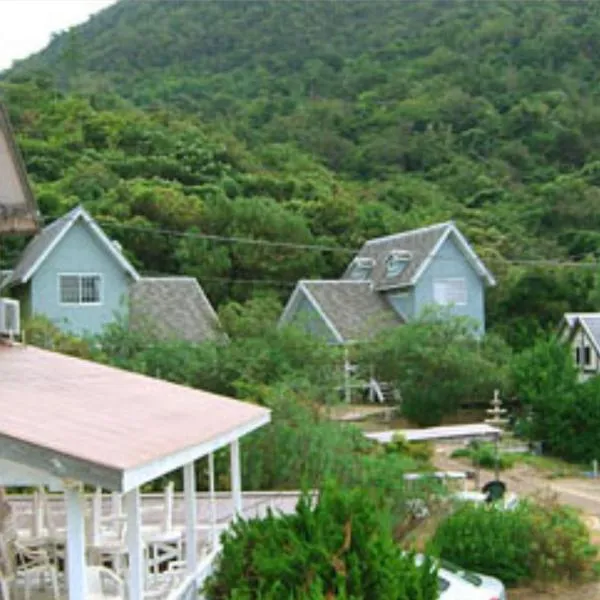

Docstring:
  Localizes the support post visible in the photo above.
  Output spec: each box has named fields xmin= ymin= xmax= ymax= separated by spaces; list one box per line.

xmin=91 ymin=487 xmax=102 ymax=546
xmin=163 ymin=481 xmax=174 ymax=532
xmin=65 ymin=484 xmax=87 ymax=600
xmin=111 ymin=490 xmax=122 ymax=517
xmin=125 ymin=488 xmax=144 ymax=600
xmin=208 ymin=452 xmax=218 ymax=549
xmin=494 ymin=434 xmax=500 ymax=481
xmin=32 ymin=488 xmax=43 ymax=539
xmin=230 ymin=440 xmax=242 ymax=517
xmin=343 ymin=347 xmax=352 ymax=404
xmin=183 ymin=462 xmax=198 ymax=575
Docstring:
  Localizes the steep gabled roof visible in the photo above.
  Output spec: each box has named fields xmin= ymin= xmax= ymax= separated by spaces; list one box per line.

xmin=281 ymin=280 xmax=403 ymax=343
xmin=1 ymin=205 xmax=139 ymax=288
xmin=129 ymin=277 xmax=222 ymax=344
xmin=563 ymin=313 xmax=600 ymax=357
xmin=0 ymin=102 xmax=39 ymax=234
xmin=343 ymin=222 xmax=495 ymax=291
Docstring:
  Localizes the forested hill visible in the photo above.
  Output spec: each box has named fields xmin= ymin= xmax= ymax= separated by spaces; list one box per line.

xmin=5 ymin=0 xmax=600 ymax=346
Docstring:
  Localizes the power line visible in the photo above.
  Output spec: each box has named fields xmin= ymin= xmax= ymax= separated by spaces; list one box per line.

xmin=37 ymin=212 xmax=600 ymax=272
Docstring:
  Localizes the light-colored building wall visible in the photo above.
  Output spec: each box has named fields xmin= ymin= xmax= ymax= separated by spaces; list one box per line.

xmin=30 ymin=221 xmax=131 ymax=335
xmin=570 ymin=327 xmax=599 ymax=380
xmin=284 ymin=293 xmax=338 ymax=344
xmin=413 ymin=235 xmax=486 ymax=330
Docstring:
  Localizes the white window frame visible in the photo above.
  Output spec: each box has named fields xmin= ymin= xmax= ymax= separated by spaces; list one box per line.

xmin=433 ymin=278 xmax=468 ymax=306
xmin=58 ymin=273 xmax=103 ymax=306
xmin=385 ymin=250 xmax=411 ymax=278
xmin=348 ymin=257 xmax=375 ymax=281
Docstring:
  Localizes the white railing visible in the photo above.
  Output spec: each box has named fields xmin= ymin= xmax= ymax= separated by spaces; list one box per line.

xmin=166 ymin=546 xmax=221 ymax=600
xmin=166 ymin=495 xmax=300 ymax=600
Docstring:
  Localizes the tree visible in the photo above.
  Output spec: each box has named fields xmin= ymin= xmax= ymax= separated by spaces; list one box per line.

xmin=359 ymin=310 xmax=510 ymax=426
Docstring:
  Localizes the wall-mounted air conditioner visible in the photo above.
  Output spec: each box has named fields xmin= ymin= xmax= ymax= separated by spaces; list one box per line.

xmin=0 ymin=298 xmax=20 ymax=338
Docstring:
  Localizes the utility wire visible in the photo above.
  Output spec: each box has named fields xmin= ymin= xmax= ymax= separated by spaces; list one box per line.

xmin=97 ymin=218 xmax=600 ymax=268
xmin=33 ymin=213 xmax=600 ymax=277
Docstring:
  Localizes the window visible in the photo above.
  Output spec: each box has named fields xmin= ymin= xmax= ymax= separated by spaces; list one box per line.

xmin=433 ymin=278 xmax=467 ymax=306
xmin=585 ymin=346 xmax=592 ymax=366
xmin=59 ymin=274 xmax=102 ymax=305
xmin=575 ymin=347 xmax=582 ymax=365
xmin=348 ymin=257 xmax=375 ymax=281
xmin=385 ymin=250 xmax=411 ymax=278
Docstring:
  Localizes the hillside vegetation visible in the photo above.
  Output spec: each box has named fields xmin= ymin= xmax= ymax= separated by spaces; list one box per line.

xmin=5 ymin=0 xmax=600 ymax=346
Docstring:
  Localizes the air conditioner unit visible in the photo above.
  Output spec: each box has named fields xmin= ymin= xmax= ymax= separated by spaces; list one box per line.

xmin=0 ymin=298 xmax=20 ymax=338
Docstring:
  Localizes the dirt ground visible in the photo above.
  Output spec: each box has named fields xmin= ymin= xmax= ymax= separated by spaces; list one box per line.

xmin=510 ymin=582 xmax=600 ymax=599
xmin=433 ymin=445 xmax=600 ymax=600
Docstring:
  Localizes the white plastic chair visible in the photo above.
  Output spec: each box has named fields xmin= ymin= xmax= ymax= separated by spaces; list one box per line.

xmin=14 ymin=540 xmax=59 ymax=600
xmin=143 ymin=560 xmax=186 ymax=599
xmin=86 ymin=566 xmax=124 ymax=600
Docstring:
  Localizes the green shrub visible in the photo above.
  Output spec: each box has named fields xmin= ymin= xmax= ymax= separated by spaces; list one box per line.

xmin=406 ymin=441 xmax=434 ymax=464
xmin=204 ymin=482 xmax=439 ymax=599
xmin=450 ymin=443 xmax=515 ymax=470
xmin=386 ymin=435 xmax=433 ymax=465
xmin=432 ymin=498 xmax=598 ymax=586
xmin=449 ymin=447 xmax=471 ymax=459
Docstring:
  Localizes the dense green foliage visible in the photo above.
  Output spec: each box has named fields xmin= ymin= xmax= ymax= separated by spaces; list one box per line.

xmin=5 ymin=1 xmax=600 ymax=341
xmin=433 ymin=499 xmax=598 ymax=586
xmin=204 ymin=482 xmax=439 ymax=600
xmin=510 ymin=338 xmax=600 ymax=462
xmin=450 ymin=442 xmax=516 ymax=471
xmin=358 ymin=311 xmax=510 ymax=425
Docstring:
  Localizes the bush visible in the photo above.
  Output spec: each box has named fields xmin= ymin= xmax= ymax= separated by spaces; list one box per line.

xmin=386 ymin=434 xmax=434 ymax=465
xmin=241 ymin=386 xmax=438 ymax=526
xmin=203 ymin=482 xmax=439 ymax=600
xmin=510 ymin=338 xmax=600 ymax=463
xmin=450 ymin=443 xmax=516 ymax=470
xmin=432 ymin=498 xmax=598 ymax=586
xmin=359 ymin=311 xmax=510 ymax=426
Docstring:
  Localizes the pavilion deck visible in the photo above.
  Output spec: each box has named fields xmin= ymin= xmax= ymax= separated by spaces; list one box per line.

xmin=5 ymin=491 xmax=302 ymax=600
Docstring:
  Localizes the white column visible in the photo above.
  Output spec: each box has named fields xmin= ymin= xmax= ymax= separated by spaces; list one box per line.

xmin=32 ymin=489 xmax=43 ymax=539
xmin=65 ymin=485 xmax=87 ymax=600
xmin=208 ymin=452 xmax=218 ymax=548
xmin=183 ymin=462 xmax=198 ymax=575
xmin=163 ymin=481 xmax=174 ymax=532
xmin=125 ymin=488 xmax=144 ymax=600
xmin=91 ymin=487 xmax=102 ymax=546
xmin=230 ymin=440 xmax=242 ymax=517
xmin=111 ymin=490 xmax=122 ymax=517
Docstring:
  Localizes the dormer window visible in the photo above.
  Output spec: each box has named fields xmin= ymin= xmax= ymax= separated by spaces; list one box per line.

xmin=349 ymin=257 xmax=375 ymax=281
xmin=385 ymin=250 xmax=412 ymax=278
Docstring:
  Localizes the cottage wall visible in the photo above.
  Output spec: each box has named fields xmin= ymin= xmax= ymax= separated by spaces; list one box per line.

xmin=31 ymin=220 xmax=131 ymax=335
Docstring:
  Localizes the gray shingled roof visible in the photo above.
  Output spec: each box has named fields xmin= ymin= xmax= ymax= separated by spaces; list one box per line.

xmin=578 ymin=314 xmax=600 ymax=355
xmin=343 ymin=222 xmax=450 ymax=290
xmin=2 ymin=207 xmax=78 ymax=288
xmin=301 ymin=281 xmax=403 ymax=342
xmin=129 ymin=277 xmax=221 ymax=344
xmin=563 ymin=312 xmax=600 ymax=329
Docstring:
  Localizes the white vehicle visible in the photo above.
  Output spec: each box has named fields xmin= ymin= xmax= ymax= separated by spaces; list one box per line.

xmin=437 ymin=559 xmax=507 ymax=600
xmin=415 ymin=554 xmax=507 ymax=600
